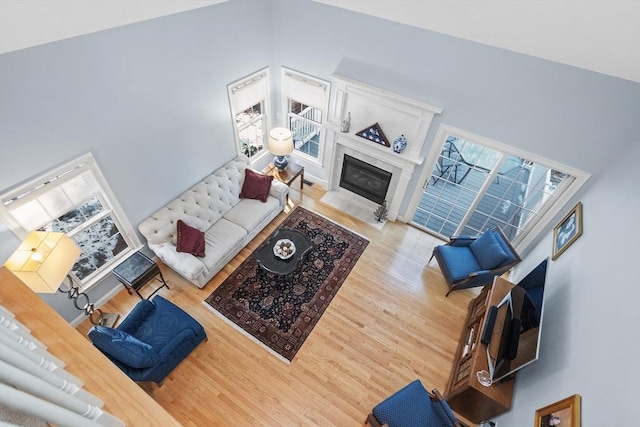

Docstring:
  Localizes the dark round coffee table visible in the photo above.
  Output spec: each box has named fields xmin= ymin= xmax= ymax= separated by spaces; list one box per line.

xmin=255 ymin=228 xmax=313 ymax=275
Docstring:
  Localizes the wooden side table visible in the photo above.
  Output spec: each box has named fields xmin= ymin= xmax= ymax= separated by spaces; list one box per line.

xmin=263 ymin=162 xmax=304 ymax=190
xmin=113 ymin=251 xmax=169 ymax=300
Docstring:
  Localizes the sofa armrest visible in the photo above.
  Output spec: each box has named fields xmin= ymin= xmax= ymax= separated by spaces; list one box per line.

xmin=448 ymin=236 xmax=475 ymax=247
xmin=88 ymin=326 xmax=161 ymax=369
xmin=148 ymin=242 xmax=205 ymax=281
xmin=269 ymin=180 xmax=289 ymax=206
xmin=467 ymin=269 xmax=491 ymax=278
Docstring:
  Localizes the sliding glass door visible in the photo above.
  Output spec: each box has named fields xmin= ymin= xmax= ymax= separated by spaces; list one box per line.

xmin=409 ymin=126 xmax=585 ymax=250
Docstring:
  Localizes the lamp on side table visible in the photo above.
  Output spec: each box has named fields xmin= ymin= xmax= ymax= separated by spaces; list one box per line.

xmin=268 ymin=127 xmax=294 ymax=171
xmin=4 ymin=231 xmax=118 ymax=327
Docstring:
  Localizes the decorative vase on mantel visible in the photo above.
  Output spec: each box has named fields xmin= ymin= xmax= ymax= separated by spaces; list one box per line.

xmin=393 ymin=134 xmax=407 ymax=153
xmin=340 ymin=112 xmax=351 ymax=133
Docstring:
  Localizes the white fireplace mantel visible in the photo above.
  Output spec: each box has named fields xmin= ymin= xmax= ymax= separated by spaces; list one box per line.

xmin=324 ymin=75 xmax=443 ymax=222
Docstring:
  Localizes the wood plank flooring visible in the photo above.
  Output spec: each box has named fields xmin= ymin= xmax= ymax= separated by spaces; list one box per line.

xmin=77 ymin=183 xmax=480 ymax=426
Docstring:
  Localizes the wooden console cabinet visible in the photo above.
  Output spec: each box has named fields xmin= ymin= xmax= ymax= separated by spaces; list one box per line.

xmin=445 ymin=277 xmax=515 ymax=423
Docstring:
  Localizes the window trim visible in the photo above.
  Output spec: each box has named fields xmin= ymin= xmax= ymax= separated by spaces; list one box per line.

xmin=408 ymin=124 xmax=591 ymax=252
xmin=1 ymin=153 xmax=142 ymax=291
xmin=280 ymin=67 xmax=330 ymax=166
xmin=227 ymin=67 xmax=272 ymax=164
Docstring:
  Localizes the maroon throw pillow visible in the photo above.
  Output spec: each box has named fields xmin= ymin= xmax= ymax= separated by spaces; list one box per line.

xmin=176 ymin=219 xmax=206 ymax=257
xmin=239 ymin=168 xmax=273 ymax=203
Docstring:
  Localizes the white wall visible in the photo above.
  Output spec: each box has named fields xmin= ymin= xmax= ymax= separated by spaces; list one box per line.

xmin=500 ymin=138 xmax=640 ymax=425
xmin=1 ymin=0 xmax=639 ymax=422
xmin=0 ymin=0 xmax=273 ymax=317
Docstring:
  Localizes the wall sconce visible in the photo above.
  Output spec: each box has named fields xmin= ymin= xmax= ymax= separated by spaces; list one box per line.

xmin=268 ymin=127 xmax=294 ymax=171
xmin=4 ymin=231 xmax=117 ymax=326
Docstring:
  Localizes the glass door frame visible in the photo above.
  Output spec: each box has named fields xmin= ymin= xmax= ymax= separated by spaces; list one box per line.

xmin=405 ymin=124 xmax=591 ymax=252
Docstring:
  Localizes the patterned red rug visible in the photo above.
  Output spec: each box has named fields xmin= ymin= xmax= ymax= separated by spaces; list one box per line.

xmin=204 ymin=206 xmax=369 ymax=362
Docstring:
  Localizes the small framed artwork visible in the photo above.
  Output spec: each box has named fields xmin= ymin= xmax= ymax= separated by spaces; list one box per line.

xmin=535 ymin=394 xmax=581 ymax=427
xmin=552 ymin=202 xmax=583 ymax=260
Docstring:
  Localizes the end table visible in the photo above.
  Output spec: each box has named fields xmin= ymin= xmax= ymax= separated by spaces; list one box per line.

xmin=263 ymin=162 xmax=304 ymax=190
xmin=113 ymin=251 xmax=169 ymax=300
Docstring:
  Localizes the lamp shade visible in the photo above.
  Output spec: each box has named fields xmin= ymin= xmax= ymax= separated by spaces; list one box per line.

xmin=4 ymin=231 xmax=81 ymax=293
xmin=268 ymin=127 xmax=294 ymax=156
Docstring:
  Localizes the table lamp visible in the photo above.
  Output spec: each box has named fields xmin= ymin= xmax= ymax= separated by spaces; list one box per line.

xmin=268 ymin=127 xmax=294 ymax=171
xmin=4 ymin=231 xmax=117 ymax=326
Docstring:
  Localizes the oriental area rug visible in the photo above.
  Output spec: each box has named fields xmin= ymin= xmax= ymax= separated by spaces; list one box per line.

xmin=204 ymin=206 xmax=369 ymax=362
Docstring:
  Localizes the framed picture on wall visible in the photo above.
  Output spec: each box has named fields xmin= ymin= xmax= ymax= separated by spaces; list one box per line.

xmin=552 ymin=202 xmax=583 ymax=260
xmin=535 ymin=394 xmax=581 ymax=427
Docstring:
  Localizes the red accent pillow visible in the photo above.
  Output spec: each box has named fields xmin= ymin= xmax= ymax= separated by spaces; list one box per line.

xmin=239 ymin=168 xmax=273 ymax=203
xmin=176 ymin=220 xmax=206 ymax=257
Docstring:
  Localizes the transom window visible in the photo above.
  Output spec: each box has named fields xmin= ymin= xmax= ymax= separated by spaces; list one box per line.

xmin=281 ymin=68 xmax=330 ymax=163
xmin=0 ymin=153 xmax=141 ymax=289
xmin=235 ymin=102 xmax=265 ymax=159
xmin=227 ymin=68 xmax=271 ymax=163
xmin=38 ymin=196 xmax=128 ymax=281
xmin=288 ymin=100 xmax=322 ymax=158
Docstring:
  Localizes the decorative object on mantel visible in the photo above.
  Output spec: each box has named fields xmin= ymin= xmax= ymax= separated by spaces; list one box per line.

xmin=356 ymin=122 xmax=390 ymax=147
xmin=392 ymin=134 xmax=407 ymax=153
xmin=340 ymin=112 xmax=351 ymax=133
xmin=374 ymin=200 xmax=388 ymax=223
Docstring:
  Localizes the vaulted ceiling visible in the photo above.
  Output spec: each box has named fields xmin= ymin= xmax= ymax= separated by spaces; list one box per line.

xmin=1 ymin=0 xmax=638 ymax=82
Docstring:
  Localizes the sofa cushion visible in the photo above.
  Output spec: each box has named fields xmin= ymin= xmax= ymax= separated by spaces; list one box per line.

xmin=176 ymin=220 xmax=206 ymax=257
xmin=469 ymin=230 xmax=509 ymax=270
xmin=224 ymin=196 xmax=281 ymax=231
xmin=88 ymin=327 xmax=161 ymax=369
xmin=240 ymin=168 xmax=273 ymax=203
xmin=201 ymin=218 xmax=247 ymax=269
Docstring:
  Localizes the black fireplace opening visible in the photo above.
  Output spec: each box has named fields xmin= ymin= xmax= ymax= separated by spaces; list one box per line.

xmin=339 ymin=154 xmax=392 ymax=205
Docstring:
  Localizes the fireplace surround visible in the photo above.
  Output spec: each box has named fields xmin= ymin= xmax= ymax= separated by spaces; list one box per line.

xmin=323 ymin=75 xmax=443 ymax=222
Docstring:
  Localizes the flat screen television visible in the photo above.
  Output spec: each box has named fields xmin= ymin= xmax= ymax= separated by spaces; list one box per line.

xmin=485 ymin=258 xmax=549 ymax=383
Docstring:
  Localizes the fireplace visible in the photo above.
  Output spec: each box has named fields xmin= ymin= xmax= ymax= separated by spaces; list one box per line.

xmin=339 ymin=155 xmax=392 ymax=205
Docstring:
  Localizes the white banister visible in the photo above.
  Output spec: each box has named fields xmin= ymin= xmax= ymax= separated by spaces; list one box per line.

xmin=0 ymin=335 xmax=82 ymax=386
xmin=0 ymin=303 xmax=124 ymax=426
xmin=0 ymin=362 xmax=121 ymax=426
xmin=0 ymin=384 xmax=119 ymax=427
xmin=0 ymin=326 xmax=64 ymax=366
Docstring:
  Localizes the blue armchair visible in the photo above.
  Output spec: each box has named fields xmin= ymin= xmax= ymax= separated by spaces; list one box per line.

xmin=88 ymin=295 xmax=206 ymax=385
xmin=429 ymin=226 xmax=521 ymax=296
xmin=366 ymin=380 xmax=462 ymax=427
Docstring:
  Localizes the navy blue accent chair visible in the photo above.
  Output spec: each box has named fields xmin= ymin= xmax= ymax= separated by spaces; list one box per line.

xmin=88 ymin=295 xmax=206 ymax=385
xmin=429 ymin=226 xmax=521 ymax=296
xmin=366 ymin=380 xmax=462 ymax=427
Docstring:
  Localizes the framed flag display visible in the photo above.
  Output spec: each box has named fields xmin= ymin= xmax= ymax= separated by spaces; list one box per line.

xmin=355 ymin=122 xmax=390 ymax=147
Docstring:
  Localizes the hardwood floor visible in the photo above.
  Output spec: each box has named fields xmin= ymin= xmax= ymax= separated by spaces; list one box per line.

xmin=77 ymin=183 xmax=480 ymax=426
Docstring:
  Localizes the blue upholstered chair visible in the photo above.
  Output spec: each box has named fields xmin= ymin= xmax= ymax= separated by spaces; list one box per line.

xmin=429 ymin=226 xmax=521 ymax=296
xmin=88 ymin=295 xmax=206 ymax=385
xmin=366 ymin=380 xmax=462 ymax=427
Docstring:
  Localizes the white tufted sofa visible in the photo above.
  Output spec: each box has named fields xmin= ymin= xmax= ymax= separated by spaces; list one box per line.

xmin=138 ymin=155 xmax=288 ymax=288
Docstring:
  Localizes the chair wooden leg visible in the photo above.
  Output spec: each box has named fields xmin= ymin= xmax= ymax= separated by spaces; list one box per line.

xmin=365 ymin=413 xmax=383 ymax=427
xmin=428 ymin=250 xmax=436 ymax=264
